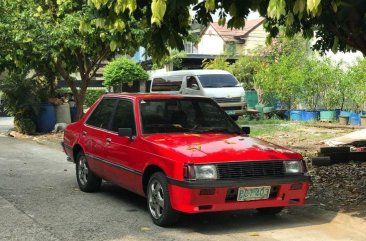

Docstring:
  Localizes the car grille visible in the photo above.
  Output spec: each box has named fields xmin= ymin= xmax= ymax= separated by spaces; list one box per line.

xmin=216 ymin=161 xmax=285 ymax=180
xmin=213 ymin=97 xmax=241 ymax=103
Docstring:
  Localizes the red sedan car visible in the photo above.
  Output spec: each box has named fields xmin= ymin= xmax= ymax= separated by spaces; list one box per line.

xmin=62 ymin=93 xmax=310 ymax=226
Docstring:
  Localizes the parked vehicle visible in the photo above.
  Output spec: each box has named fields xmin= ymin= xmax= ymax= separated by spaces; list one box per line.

xmin=150 ymin=70 xmax=246 ymax=120
xmin=62 ymin=93 xmax=310 ymax=226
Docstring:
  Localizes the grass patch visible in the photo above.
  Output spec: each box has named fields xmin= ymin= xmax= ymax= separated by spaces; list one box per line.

xmin=248 ymin=124 xmax=294 ymax=137
xmin=237 ymin=115 xmax=288 ymax=126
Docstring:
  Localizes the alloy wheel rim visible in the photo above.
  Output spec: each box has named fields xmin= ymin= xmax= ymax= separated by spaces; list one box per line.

xmin=78 ymin=156 xmax=88 ymax=186
xmin=148 ymin=180 xmax=165 ymax=219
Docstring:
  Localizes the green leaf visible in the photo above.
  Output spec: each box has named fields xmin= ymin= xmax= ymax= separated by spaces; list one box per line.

xmin=307 ymin=0 xmax=321 ymax=15
xmin=205 ymin=0 xmax=215 ymax=12
xmin=331 ymin=1 xmax=337 ymax=12
xmin=110 ymin=40 xmax=117 ymax=52
xmin=286 ymin=13 xmax=294 ymax=26
xmin=114 ymin=19 xmax=125 ymax=31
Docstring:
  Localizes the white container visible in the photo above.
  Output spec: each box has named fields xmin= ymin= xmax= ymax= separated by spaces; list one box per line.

xmin=55 ymin=103 xmax=71 ymax=124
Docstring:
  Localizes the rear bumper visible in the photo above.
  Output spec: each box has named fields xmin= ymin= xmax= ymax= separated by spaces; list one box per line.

xmin=168 ymin=175 xmax=310 ymax=213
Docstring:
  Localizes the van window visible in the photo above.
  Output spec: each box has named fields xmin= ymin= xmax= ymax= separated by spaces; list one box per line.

xmin=151 ymin=77 xmax=182 ymax=91
xmin=197 ymin=74 xmax=240 ymax=88
xmin=186 ymin=76 xmax=200 ymax=89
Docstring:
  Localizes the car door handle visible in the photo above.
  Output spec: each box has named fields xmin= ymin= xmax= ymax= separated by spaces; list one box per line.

xmin=82 ymin=131 xmax=87 ymax=136
xmin=106 ymin=138 xmax=112 ymax=143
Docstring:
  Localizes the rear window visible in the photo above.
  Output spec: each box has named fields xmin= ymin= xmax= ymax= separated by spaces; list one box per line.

xmin=151 ymin=77 xmax=182 ymax=91
xmin=197 ymin=74 xmax=240 ymax=88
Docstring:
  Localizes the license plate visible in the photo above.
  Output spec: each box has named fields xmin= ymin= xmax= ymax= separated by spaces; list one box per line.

xmin=225 ymin=110 xmax=236 ymax=115
xmin=237 ymin=186 xmax=271 ymax=201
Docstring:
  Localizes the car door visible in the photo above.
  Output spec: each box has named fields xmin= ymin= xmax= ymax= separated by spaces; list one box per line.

xmin=81 ymin=98 xmax=118 ymax=179
xmin=103 ymin=98 xmax=142 ymax=193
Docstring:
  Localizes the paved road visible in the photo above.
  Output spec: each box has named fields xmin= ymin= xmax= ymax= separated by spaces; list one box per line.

xmin=0 ymin=136 xmax=365 ymax=241
xmin=0 ymin=117 xmax=13 ymax=135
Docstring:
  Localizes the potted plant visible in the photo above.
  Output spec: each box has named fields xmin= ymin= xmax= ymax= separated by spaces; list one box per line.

xmin=339 ymin=115 xmax=349 ymax=125
xmin=361 ymin=115 xmax=366 ymax=127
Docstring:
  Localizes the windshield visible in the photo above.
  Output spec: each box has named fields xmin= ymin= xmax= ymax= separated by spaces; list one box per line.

xmin=140 ymin=98 xmax=241 ymax=134
xmin=197 ymin=74 xmax=240 ymax=88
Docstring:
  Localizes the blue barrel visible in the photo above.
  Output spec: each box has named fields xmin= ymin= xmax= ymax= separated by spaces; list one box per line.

xmin=335 ymin=109 xmax=341 ymax=119
xmin=290 ymin=110 xmax=303 ymax=121
xmin=70 ymin=106 xmax=77 ymax=122
xmin=37 ymin=104 xmax=56 ymax=132
xmin=349 ymin=112 xmax=360 ymax=125
xmin=340 ymin=111 xmax=351 ymax=117
xmin=302 ymin=111 xmax=319 ymax=122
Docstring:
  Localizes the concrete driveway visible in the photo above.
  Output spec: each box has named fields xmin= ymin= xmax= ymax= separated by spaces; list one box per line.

xmin=0 ymin=135 xmax=365 ymax=241
xmin=0 ymin=117 xmax=13 ymax=135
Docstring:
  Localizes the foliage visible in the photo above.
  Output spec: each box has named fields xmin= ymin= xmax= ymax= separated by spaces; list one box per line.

xmin=103 ymin=57 xmax=149 ymax=89
xmin=0 ymin=71 xmax=41 ymax=120
xmin=84 ymin=89 xmax=106 ymax=107
xmin=229 ymin=55 xmax=263 ymax=90
xmin=14 ymin=117 xmax=36 ymax=135
xmin=86 ymin=0 xmax=366 ymax=59
xmin=202 ymin=56 xmax=231 ymax=71
xmin=152 ymin=49 xmax=186 ymax=70
xmin=0 ymin=0 xmax=146 ymax=120
xmin=255 ymin=48 xmax=305 ymax=108
xmin=347 ymin=58 xmax=366 ymax=111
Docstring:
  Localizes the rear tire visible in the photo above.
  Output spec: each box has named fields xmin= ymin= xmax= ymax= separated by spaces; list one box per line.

xmin=147 ymin=172 xmax=180 ymax=226
xmin=76 ymin=151 xmax=102 ymax=192
xmin=256 ymin=207 xmax=284 ymax=215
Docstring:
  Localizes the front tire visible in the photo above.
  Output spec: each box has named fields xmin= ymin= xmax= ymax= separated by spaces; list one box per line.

xmin=76 ymin=151 xmax=102 ymax=192
xmin=147 ymin=172 xmax=180 ymax=226
xmin=256 ymin=207 xmax=284 ymax=215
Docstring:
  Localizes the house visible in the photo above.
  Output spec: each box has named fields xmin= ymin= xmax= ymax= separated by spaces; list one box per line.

xmin=197 ymin=18 xmax=266 ymax=55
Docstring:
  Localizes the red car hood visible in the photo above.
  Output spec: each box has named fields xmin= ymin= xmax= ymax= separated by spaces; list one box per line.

xmin=143 ymin=133 xmax=302 ymax=164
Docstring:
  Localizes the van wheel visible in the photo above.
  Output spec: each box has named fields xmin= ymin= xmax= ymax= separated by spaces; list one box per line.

xmin=147 ymin=172 xmax=180 ymax=226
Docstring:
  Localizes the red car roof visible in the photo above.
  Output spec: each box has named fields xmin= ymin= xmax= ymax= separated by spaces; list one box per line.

xmin=102 ymin=93 xmax=207 ymax=100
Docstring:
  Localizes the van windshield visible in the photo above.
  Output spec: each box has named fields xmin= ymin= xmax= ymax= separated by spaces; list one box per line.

xmin=197 ymin=74 xmax=240 ymax=88
xmin=140 ymin=98 xmax=241 ymax=134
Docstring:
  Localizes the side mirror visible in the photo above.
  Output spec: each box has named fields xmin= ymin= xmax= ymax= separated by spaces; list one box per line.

xmin=191 ymin=83 xmax=199 ymax=90
xmin=241 ymin=126 xmax=250 ymax=135
xmin=118 ymin=128 xmax=133 ymax=141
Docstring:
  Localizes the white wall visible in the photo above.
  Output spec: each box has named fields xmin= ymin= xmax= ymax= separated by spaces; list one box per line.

xmin=242 ymin=24 xmax=266 ymax=54
xmin=197 ymin=25 xmax=224 ymax=55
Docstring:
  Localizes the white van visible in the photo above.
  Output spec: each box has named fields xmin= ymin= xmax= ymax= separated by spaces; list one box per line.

xmin=150 ymin=70 xmax=246 ymax=120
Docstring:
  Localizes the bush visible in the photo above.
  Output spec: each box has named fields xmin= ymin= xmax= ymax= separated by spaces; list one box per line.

xmin=103 ymin=56 xmax=148 ymax=89
xmin=14 ymin=117 xmax=36 ymax=135
xmin=84 ymin=89 xmax=106 ymax=107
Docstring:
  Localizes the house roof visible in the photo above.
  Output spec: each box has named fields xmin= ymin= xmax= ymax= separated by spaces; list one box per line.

xmin=206 ymin=18 xmax=265 ymax=43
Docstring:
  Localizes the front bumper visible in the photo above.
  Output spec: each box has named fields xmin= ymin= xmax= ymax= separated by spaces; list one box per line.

xmin=168 ymin=175 xmax=310 ymax=213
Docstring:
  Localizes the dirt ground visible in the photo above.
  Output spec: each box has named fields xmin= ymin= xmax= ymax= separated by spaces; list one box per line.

xmin=253 ymin=123 xmax=366 ymax=219
xmin=8 ymin=122 xmax=366 ymax=219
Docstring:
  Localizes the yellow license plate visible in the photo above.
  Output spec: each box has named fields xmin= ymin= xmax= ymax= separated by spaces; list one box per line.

xmin=237 ymin=186 xmax=271 ymax=201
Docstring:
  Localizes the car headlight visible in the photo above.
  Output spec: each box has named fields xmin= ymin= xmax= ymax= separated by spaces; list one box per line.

xmin=284 ymin=160 xmax=303 ymax=174
xmin=184 ymin=164 xmax=217 ymax=180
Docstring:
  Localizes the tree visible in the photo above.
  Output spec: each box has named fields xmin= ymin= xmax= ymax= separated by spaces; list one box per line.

xmin=87 ymin=0 xmax=366 ymax=58
xmin=103 ymin=57 xmax=149 ymax=90
xmin=0 ymin=0 xmax=145 ymax=120
xmin=347 ymin=58 xmax=366 ymax=111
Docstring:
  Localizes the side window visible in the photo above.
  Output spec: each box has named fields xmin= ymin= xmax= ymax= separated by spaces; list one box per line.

xmin=86 ymin=98 xmax=117 ymax=129
xmin=187 ymin=76 xmax=200 ymax=90
xmin=111 ymin=100 xmax=136 ymax=135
